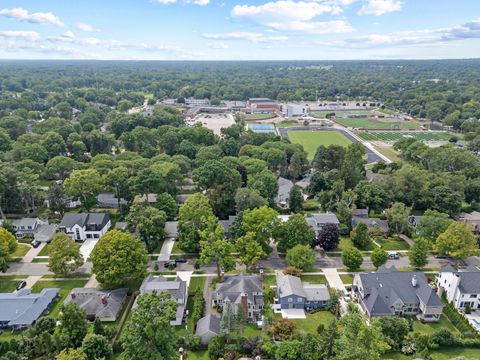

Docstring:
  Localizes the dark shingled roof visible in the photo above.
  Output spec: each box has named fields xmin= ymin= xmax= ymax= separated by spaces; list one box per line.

xmin=442 ymin=266 xmax=480 ymax=294
xmin=59 ymin=213 xmax=110 ymax=231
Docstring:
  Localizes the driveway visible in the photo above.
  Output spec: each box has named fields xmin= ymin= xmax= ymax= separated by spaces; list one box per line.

xmin=80 ymin=238 xmax=99 ymax=260
xmin=21 ymin=243 xmax=44 ymax=263
xmin=158 ymin=238 xmax=175 ymax=261
xmin=322 ymin=268 xmax=346 ymax=292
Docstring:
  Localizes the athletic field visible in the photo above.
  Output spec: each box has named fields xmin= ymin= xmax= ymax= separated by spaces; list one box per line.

xmin=357 ymin=131 xmax=452 ymax=142
xmin=336 ymin=117 xmax=420 ymax=130
xmin=288 ymin=130 xmax=351 ymax=159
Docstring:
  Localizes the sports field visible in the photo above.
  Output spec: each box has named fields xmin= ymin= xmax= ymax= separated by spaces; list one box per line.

xmin=336 ymin=117 xmax=420 ymax=130
xmin=288 ymin=130 xmax=351 ymax=159
xmin=310 ymin=109 xmax=380 ymax=118
xmin=358 ymin=131 xmax=452 ymax=142
xmin=244 ymin=113 xmax=276 ymax=120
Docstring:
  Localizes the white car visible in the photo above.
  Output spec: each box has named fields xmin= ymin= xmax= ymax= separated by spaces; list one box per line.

xmin=343 ymin=290 xmax=351 ymax=302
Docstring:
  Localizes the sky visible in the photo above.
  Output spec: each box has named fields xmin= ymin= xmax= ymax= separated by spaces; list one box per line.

xmin=0 ymin=0 xmax=479 ymax=60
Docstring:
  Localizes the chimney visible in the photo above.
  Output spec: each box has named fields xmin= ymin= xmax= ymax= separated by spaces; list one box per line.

xmin=411 ymin=275 xmax=418 ymax=287
xmin=259 ymin=269 xmax=264 ymax=281
xmin=101 ymin=295 xmax=108 ymax=305
xmin=240 ymin=293 xmax=248 ymax=317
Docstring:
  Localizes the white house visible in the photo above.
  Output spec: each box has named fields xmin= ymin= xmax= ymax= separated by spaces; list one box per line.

xmin=12 ymin=218 xmax=46 ymax=239
xmin=436 ymin=265 xmax=480 ymax=311
xmin=58 ymin=213 xmax=111 ymax=242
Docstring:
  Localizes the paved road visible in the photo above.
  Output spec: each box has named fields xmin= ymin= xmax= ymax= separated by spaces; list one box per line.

xmin=277 ymin=126 xmax=384 ymax=164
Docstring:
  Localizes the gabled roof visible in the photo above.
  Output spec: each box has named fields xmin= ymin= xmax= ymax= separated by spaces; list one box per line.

xmin=216 ymin=274 xmax=263 ymax=304
xmin=195 ymin=314 xmax=220 ymax=337
xmin=303 ymin=284 xmax=330 ymax=302
xmin=165 ymin=221 xmax=178 ymax=237
xmin=440 ymin=266 xmax=480 ymax=294
xmin=96 ymin=193 xmax=127 ymax=206
xmin=0 ymin=288 xmax=59 ymax=326
xmin=139 ymin=275 xmax=187 ymax=302
xmin=59 ymin=213 xmax=110 ymax=230
xmin=219 ymin=216 xmax=237 ymax=232
xmin=63 ymin=288 xmax=128 ymax=320
xmin=277 ymin=274 xmax=306 ymax=298
xmin=34 ymin=224 xmax=58 ymax=242
xmin=12 ymin=218 xmax=41 ymax=229
xmin=277 ymin=177 xmax=294 ymax=201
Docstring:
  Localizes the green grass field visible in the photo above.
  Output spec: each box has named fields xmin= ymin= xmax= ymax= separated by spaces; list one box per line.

xmin=188 ymin=277 xmax=206 ymax=294
xmin=0 ymin=280 xmax=19 ymax=292
xmin=311 ymin=109 xmax=380 ymax=118
xmin=245 ymin=113 xmax=276 ymax=120
xmin=337 ymin=117 xmax=420 ymax=130
xmin=12 ymin=244 xmax=30 ymax=257
xmin=288 ymin=130 xmax=351 ymax=159
xmin=377 ymin=237 xmax=410 ymax=250
xmin=293 ymin=311 xmax=336 ymax=333
xmin=358 ymin=131 xmax=452 ymax=142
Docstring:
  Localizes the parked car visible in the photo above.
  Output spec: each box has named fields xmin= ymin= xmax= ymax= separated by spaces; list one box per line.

xmin=164 ymin=261 xmax=176 ymax=269
xmin=16 ymin=281 xmax=27 ymax=291
xmin=174 ymin=258 xmax=187 ymax=264
xmin=343 ymin=290 xmax=351 ymax=302
xmin=435 ymin=254 xmax=449 ymax=259
xmin=388 ymin=251 xmax=399 ymax=260
xmin=31 ymin=240 xmax=41 ymax=248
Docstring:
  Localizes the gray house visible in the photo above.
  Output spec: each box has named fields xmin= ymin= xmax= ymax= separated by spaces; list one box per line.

xmin=276 ymin=177 xmax=294 ymax=208
xmin=138 ymin=275 xmax=188 ymax=325
xmin=0 ymin=288 xmax=59 ymax=330
xmin=195 ymin=314 xmax=220 ymax=345
xmin=275 ymin=274 xmax=330 ymax=311
xmin=12 ymin=218 xmax=46 ymax=239
xmin=306 ymin=213 xmax=340 ymax=236
xmin=64 ymin=288 xmax=128 ymax=322
xmin=351 ymin=209 xmax=389 ymax=235
xmin=212 ymin=274 xmax=263 ymax=322
xmin=353 ymin=265 xmax=443 ymax=322
xmin=96 ymin=193 xmax=127 ymax=209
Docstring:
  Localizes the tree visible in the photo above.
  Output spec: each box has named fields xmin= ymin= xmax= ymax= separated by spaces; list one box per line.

xmin=385 ymin=202 xmax=410 ymax=235
xmin=0 ymin=227 xmax=17 ymax=273
xmin=120 ymin=293 xmax=178 ymax=360
xmin=315 ymin=223 xmax=340 ymax=250
xmin=234 ymin=187 xmax=267 ymax=212
xmin=286 ymin=244 xmax=316 ymax=271
xmin=177 ymin=193 xmax=215 ymax=253
xmin=275 ymin=340 xmax=311 ymax=360
xmin=58 ymin=303 xmax=88 ymax=348
xmin=236 ymin=232 xmax=266 ymax=270
xmin=276 ymin=214 xmax=314 ymax=253
xmin=435 ymin=221 xmax=478 ymax=262
xmin=342 ymin=247 xmax=363 ymax=271
xmin=268 ymin=317 xmax=296 ymax=341
xmin=409 ymin=237 xmax=429 ymax=269
xmin=350 ymin=222 xmax=371 ymax=249
xmin=370 ymin=247 xmax=388 ymax=268
xmin=104 ymin=166 xmax=130 ymax=210
xmin=378 ymin=317 xmax=410 ymax=351
xmin=90 ymin=230 xmax=148 ymax=287
xmin=48 ymin=233 xmax=84 ymax=275
xmin=48 ymin=183 xmax=68 ymax=216
xmin=155 ymin=192 xmax=177 ymax=220
xmin=242 ymin=206 xmax=279 ymax=253
xmin=249 ymin=169 xmax=279 ymax=206
xmin=313 ymin=145 xmax=345 ymax=172
xmin=126 ymin=204 xmax=166 ymax=252
xmin=334 ymin=311 xmax=390 ymax=360
xmin=199 ymin=217 xmax=235 ymax=278
xmin=81 ymin=334 xmax=112 ymax=360
xmin=64 ymin=169 xmax=103 ymax=211
xmin=208 ymin=336 xmax=225 ymax=360
xmin=288 ymin=185 xmax=303 ymax=213
xmin=340 ymin=143 xmax=366 ymax=190
xmin=416 ymin=210 xmax=452 ymax=242
xmin=56 ymin=348 xmax=87 ymax=360
xmin=41 ymin=131 xmax=66 ymax=159
xmin=46 ymin=156 xmax=77 ymax=180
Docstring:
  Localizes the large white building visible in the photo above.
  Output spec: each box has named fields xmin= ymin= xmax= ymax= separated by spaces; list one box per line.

xmin=58 ymin=213 xmax=111 ymax=242
xmin=437 ymin=265 xmax=480 ymax=310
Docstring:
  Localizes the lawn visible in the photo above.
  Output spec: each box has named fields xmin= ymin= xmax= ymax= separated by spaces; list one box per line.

xmin=311 ymin=109 xmax=380 ymax=118
xmin=288 ymin=130 xmax=351 ymax=160
xmin=336 ymin=236 xmax=373 ymax=251
xmin=188 ymin=276 xmax=206 ymax=294
xmin=293 ymin=311 xmax=336 ymax=333
xmin=358 ymin=131 xmax=452 ymax=142
xmin=12 ymin=243 xmax=30 ymax=257
xmin=31 ymin=279 xmax=88 ymax=318
xmin=373 ymin=145 xmax=402 ymax=162
xmin=337 ymin=118 xmax=420 ymax=130
xmin=0 ymin=280 xmax=19 ymax=292
xmin=37 ymin=243 xmax=51 ymax=256
xmin=263 ymin=275 xmax=276 ymax=288
xmin=300 ymin=275 xmax=327 ymax=284
xmin=412 ymin=316 xmax=461 ymax=336
xmin=245 ymin=113 xmax=276 ymax=120
xmin=186 ymin=350 xmax=210 ymax=360
xmin=339 ymin=274 xmax=354 ymax=285
xmin=376 ymin=237 xmax=410 ymax=250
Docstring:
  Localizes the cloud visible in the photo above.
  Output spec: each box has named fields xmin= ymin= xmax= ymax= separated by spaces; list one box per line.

xmin=0 ymin=7 xmax=64 ymax=27
xmin=358 ymin=0 xmax=402 ymax=16
xmin=232 ymin=1 xmax=342 ymax=22
xmin=155 ymin=0 xmax=210 ymax=5
xmin=76 ymin=23 xmax=100 ymax=32
xmin=208 ymin=42 xmax=229 ymax=49
xmin=156 ymin=0 xmax=177 ymax=3
xmin=202 ymin=31 xmax=288 ymax=43
xmin=343 ymin=18 xmax=480 ymax=47
xmin=0 ymin=30 xmax=41 ymax=41
xmin=266 ymin=20 xmax=354 ymax=34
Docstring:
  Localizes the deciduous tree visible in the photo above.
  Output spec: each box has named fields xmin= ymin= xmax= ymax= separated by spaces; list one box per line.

xmin=288 ymin=185 xmax=303 ymax=213
xmin=236 ymin=232 xmax=266 ymax=270
xmin=435 ymin=222 xmax=478 ymax=262
xmin=126 ymin=204 xmax=166 ymax=252
xmin=58 ymin=303 xmax=88 ymax=348
xmin=64 ymin=169 xmax=103 ymax=211
xmin=276 ymin=214 xmax=314 ymax=253
xmin=0 ymin=227 xmax=17 ymax=272
xmin=370 ymin=247 xmax=388 ymax=268
xmin=351 ymin=222 xmax=371 ymax=249
xmin=48 ymin=233 xmax=84 ymax=275
xmin=286 ymin=244 xmax=316 ymax=271
xmin=315 ymin=223 xmax=340 ymax=250
xmin=409 ymin=237 xmax=429 ymax=269
xmin=342 ymin=247 xmax=363 ymax=271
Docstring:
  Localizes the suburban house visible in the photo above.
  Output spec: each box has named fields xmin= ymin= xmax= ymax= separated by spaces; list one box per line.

xmin=212 ymin=274 xmax=264 ymax=323
xmin=306 ymin=213 xmax=340 ymax=237
xmin=175 ymin=194 xmax=193 ymax=206
xmin=353 ymin=265 xmax=443 ymax=322
xmin=95 ymin=192 xmax=127 ymax=209
xmin=165 ymin=221 xmax=178 ymax=239
xmin=64 ymin=288 xmax=128 ymax=322
xmin=351 ymin=209 xmax=389 ymax=235
xmin=133 ymin=193 xmax=157 ymax=205
xmin=12 ymin=218 xmax=46 ymax=239
xmin=276 ymin=177 xmax=294 ymax=208
xmin=436 ymin=265 xmax=480 ymax=311
xmin=33 ymin=224 xmax=58 ymax=243
xmin=58 ymin=213 xmax=111 ymax=242
xmin=0 ymin=288 xmax=59 ymax=330
xmin=458 ymin=211 xmax=480 ymax=233
xmin=138 ymin=275 xmax=188 ymax=325
xmin=275 ymin=274 xmax=330 ymax=311
xmin=195 ymin=314 xmax=220 ymax=345
xmin=219 ymin=215 xmax=237 ymax=234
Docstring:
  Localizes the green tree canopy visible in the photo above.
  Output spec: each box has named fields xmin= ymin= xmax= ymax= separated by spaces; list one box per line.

xmin=48 ymin=232 xmax=84 ymax=275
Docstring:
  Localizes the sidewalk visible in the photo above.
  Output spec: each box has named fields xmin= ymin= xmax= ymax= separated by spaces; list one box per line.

xmin=21 ymin=243 xmax=44 ymax=263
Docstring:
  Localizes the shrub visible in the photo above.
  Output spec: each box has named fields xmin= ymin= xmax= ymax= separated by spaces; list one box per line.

xmin=268 ymin=318 xmax=297 ymax=341
xmin=443 ymin=302 xmax=478 ymax=338
xmin=191 ymin=290 xmax=205 ymax=325
xmin=283 ymin=266 xmax=303 ymax=277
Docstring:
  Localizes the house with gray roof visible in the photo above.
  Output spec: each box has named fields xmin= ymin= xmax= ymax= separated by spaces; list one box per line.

xmin=176 ymin=194 xmax=193 ymax=206
xmin=306 ymin=213 xmax=340 ymax=236
xmin=437 ymin=265 xmax=480 ymax=311
xmin=276 ymin=177 xmax=294 ymax=208
xmin=353 ymin=266 xmax=443 ymax=322
xmin=212 ymin=274 xmax=263 ymax=322
xmin=12 ymin=218 xmax=46 ymax=239
xmin=351 ymin=209 xmax=389 ymax=235
xmin=64 ymin=288 xmax=128 ymax=322
xmin=0 ymin=288 xmax=59 ymax=330
xmin=195 ymin=314 xmax=220 ymax=345
xmin=165 ymin=221 xmax=178 ymax=238
xmin=275 ymin=274 xmax=330 ymax=311
xmin=138 ymin=275 xmax=188 ymax=325
xmin=96 ymin=192 xmax=127 ymax=209
xmin=34 ymin=224 xmax=58 ymax=243
xmin=458 ymin=211 xmax=480 ymax=234
xmin=219 ymin=215 xmax=237 ymax=233
xmin=58 ymin=213 xmax=111 ymax=242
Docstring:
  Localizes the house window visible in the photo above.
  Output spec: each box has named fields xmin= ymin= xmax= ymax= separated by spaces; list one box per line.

xmin=471 ymin=295 xmax=477 ymax=298
xmin=87 ymin=234 xmax=93 ymax=239
xmin=288 ymin=298 xmax=292 ymax=303
xmin=94 ymin=234 xmax=99 ymax=238
xmin=297 ymin=298 xmax=303 ymax=302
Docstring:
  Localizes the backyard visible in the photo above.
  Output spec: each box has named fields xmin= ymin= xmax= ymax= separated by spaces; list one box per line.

xmin=293 ymin=311 xmax=336 ymax=333
xmin=288 ymin=130 xmax=351 ymax=159
xmin=358 ymin=131 xmax=452 ymax=142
